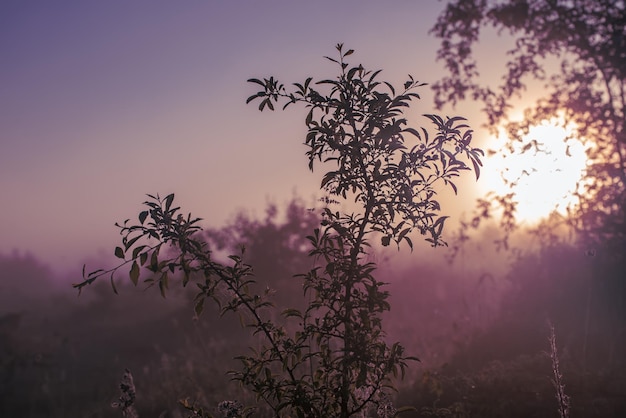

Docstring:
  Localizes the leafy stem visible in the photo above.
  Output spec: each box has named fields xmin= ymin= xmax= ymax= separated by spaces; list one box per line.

xmin=78 ymin=44 xmax=482 ymax=418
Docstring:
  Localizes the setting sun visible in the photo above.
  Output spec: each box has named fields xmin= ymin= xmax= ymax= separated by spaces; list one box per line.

xmin=481 ymin=118 xmax=588 ymax=224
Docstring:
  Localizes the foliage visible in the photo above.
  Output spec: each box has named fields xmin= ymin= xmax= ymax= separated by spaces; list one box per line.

xmin=432 ymin=0 xmax=626 ymax=253
xmin=398 ymin=240 xmax=626 ymax=417
xmin=203 ymin=199 xmax=319 ymax=311
xmin=4 ymin=247 xmax=624 ymax=416
xmin=75 ymin=44 xmax=482 ymax=417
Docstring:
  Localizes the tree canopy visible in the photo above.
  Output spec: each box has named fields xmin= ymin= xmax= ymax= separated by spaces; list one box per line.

xmin=432 ymin=0 xmax=626 ymax=254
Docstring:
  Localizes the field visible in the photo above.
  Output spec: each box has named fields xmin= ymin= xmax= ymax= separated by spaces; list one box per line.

xmin=2 ymin=208 xmax=624 ymax=417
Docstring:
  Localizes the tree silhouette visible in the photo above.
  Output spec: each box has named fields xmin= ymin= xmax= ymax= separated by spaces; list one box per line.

xmin=433 ymin=0 xmax=626 ymax=254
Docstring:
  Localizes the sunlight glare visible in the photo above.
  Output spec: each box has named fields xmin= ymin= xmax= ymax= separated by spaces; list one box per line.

xmin=481 ymin=118 xmax=587 ymax=224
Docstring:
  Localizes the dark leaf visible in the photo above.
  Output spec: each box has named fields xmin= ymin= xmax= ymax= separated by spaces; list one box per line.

xmin=129 ymin=261 xmax=140 ymax=286
xmin=159 ymin=272 xmax=168 ymax=298
xmin=471 ymin=156 xmax=482 ymax=180
xmin=246 ymin=78 xmax=266 ymax=87
xmin=149 ymin=250 xmax=159 ymax=272
xmin=194 ymin=297 xmax=204 ymax=317
xmin=246 ymin=92 xmax=265 ymax=104
xmin=124 ymin=234 xmax=141 ymax=251
xmin=131 ymin=245 xmax=146 ymax=259
xmin=164 ymin=193 xmax=175 ymax=212
xmin=404 ymin=236 xmax=414 ymax=251
xmin=110 ymin=274 xmax=118 ymax=294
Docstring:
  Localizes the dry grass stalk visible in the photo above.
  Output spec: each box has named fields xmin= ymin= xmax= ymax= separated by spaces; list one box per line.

xmin=547 ymin=320 xmax=570 ymax=418
xmin=111 ymin=368 xmax=139 ymax=418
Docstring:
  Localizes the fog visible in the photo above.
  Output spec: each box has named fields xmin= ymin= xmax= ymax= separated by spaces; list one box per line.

xmin=2 ymin=200 xmax=624 ymax=417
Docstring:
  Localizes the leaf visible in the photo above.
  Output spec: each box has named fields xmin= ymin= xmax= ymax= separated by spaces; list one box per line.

xmin=320 ymin=171 xmax=338 ymax=189
xmin=246 ymin=92 xmax=264 ymax=104
xmin=164 ymin=193 xmax=174 ymax=212
xmin=247 ymin=78 xmax=266 ymax=87
xmin=396 ymin=406 xmax=418 ymax=414
xmin=445 ymin=116 xmax=467 ymax=127
xmin=398 ymin=227 xmax=411 ymax=242
xmin=282 ymin=308 xmax=303 ymax=318
xmin=110 ymin=274 xmax=118 ymax=294
xmin=159 ymin=272 xmax=168 ymax=298
xmin=384 ymin=81 xmax=395 ymax=95
xmin=194 ymin=297 xmax=205 ymax=316
xmin=368 ymin=69 xmax=382 ymax=83
xmin=347 ymin=66 xmax=359 ymax=80
xmin=129 ymin=261 xmax=140 ymax=286
xmin=305 ymin=109 xmax=314 ymax=126
xmin=404 ymin=236 xmax=414 ymax=251
xmin=448 ymin=180 xmax=458 ymax=194
xmin=149 ymin=250 xmax=159 ymax=272
xmin=326 ymin=262 xmax=335 ymax=276
xmin=316 ymin=78 xmax=337 ymax=86
xmin=471 ymin=156 xmax=482 ymax=180
xmin=131 ymin=245 xmax=146 ymax=259
xmin=344 ymin=49 xmax=354 ymax=56
xmin=114 ymin=246 xmax=125 ymax=259
xmin=138 ymin=210 xmax=148 ymax=225
xmin=293 ymin=81 xmax=304 ymax=92
xmin=423 ymin=113 xmax=444 ymax=127
xmin=124 ymin=234 xmax=141 ymax=251
xmin=432 ymin=216 xmax=449 ymax=237
xmin=182 ymin=268 xmax=190 ymax=287
xmin=381 ymin=235 xmax=391 ymax=246
xmin=387 ymin=202 xmax=395 ymax=222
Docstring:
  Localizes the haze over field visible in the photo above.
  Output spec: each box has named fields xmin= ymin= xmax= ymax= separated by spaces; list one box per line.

xmin=2 ymin=1 xmax=624 ymax=417
xmin=0 ymin=0 xmax=550 ymax=272
xmin=0 ymin=1 xmax=450 ymax=269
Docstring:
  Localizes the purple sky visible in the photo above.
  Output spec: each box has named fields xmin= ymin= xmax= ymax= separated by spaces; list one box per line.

xmin=1 ymin=1 xmax=508 ymax=272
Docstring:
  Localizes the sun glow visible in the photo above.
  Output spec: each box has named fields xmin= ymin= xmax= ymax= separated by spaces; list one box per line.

xmin=481 ymin=117 xmax=588 ymax=224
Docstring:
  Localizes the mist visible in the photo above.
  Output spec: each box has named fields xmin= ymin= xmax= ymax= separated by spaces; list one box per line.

xmin=2 ymin=199 xmax=624 ymax=417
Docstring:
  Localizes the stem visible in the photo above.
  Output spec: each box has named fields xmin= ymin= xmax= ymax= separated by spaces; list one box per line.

xmin=193 ymin=250 xmax=307 ymax=415
xmin=339 ymin=85 xmax=378 ymax=416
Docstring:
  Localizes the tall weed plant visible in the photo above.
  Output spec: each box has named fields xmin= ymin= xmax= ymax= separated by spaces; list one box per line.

xmin=76 ymin=45 xmax=482 ymax=417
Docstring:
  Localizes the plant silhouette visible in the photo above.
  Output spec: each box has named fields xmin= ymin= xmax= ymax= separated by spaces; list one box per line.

xmin=75 ymin=44 xmax=483 ymax=417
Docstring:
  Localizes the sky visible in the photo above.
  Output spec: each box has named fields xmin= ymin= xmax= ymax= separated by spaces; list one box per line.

xmin=1 ymin=1 xmax=517 ymax=273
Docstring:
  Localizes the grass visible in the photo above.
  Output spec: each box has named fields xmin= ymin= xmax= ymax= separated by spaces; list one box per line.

xmin=547 ymin=320 xmax=570 ymax=418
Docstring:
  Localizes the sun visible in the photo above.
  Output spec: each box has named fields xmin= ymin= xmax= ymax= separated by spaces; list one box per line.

xmin=480 ymin=117 xmax=588 ymax=224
